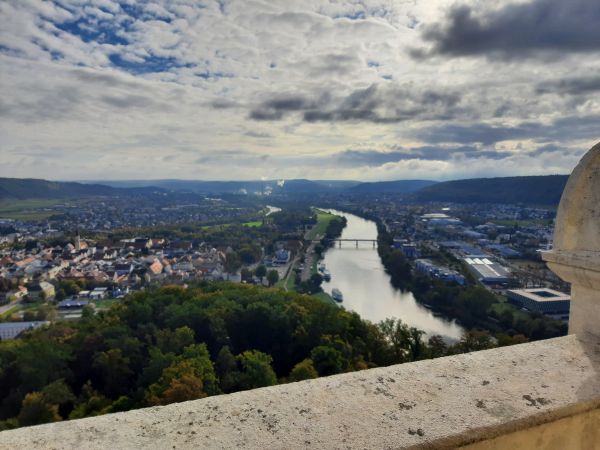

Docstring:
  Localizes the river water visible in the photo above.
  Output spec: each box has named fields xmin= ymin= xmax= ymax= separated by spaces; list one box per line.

xmin=320 ymin=209 xmax=464 ymax=340
xmin=265 ymin=205 xmax=281 ymax=216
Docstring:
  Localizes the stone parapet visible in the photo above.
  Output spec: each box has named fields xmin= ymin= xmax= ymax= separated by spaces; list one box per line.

xmin=1 ymin=335 xmax=598 ymax=449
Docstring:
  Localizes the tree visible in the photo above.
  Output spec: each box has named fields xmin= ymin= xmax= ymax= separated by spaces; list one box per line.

xmin=145 ymin=361 xmax=207 ymax=406
xmin=427 ymin=335 xmax=448 ymax=359
xmin=255 ymin=265 xmax=267 ymax=283
xmin=288 ymin=359 xmax=318 ymax=382
xmin=453 ymin=331 xmax=495 ymax=353
xmin=378 ymin=318 xmax=411 ymax=363
xmin=266 ymin=269 xmax=279 ymax=287
xmin=81 ymin=304 xmax=95 ymax=319
xmin=155 ymin=326 xmax=195 ymax=354
xmin=224 ymin=251 xmax=242 ymax=278
xmin=92 ymin=349 xmax=133 ymax=398
xmin=69 ymin=381 xmax=111 ymax=419
xmin=236 ymin=350 xmax=277 ymax=390
xmin=18 ymin=392 xmax=61 ymax=426
xmin=215 ymin=346 xmax=239 ymax=393
xmin=240 ymin=267 xmax=253 ymax=282
xmin=41 ymin=379 xmax=75 ymax=407
xmin=310 ymin=345 xmax=344 ymax=376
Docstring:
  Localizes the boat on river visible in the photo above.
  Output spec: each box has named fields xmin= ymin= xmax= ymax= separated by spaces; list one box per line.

xmin=331 ymin=288 xmax=343 ymax=303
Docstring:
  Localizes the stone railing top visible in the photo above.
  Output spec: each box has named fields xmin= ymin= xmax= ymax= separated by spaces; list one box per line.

xmin=1 ymin=335 xmax=599 ymax=450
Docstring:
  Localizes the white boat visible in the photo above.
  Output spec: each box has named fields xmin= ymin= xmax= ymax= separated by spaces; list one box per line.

xmin=331 ymin=288 xmax=343 ymax=303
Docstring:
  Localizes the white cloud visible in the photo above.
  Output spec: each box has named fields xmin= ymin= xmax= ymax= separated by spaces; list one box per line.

xmin=0 ymin=0 xmax=598 ymax=181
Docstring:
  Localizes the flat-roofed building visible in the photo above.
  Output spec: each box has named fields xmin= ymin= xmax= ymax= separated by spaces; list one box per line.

xmin=507 ymin=288 xmax=570 ymax=321
xmin=463 ymin=257 xmax=512 ymax=286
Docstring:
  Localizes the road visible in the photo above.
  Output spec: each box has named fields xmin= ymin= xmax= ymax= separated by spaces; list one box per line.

xmin=0 ymin=300 xmax=21 ymax=316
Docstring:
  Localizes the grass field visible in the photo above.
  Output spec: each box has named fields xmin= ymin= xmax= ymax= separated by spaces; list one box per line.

xmin=285 ymin=267 xmax=297 ymax=291
xmin=311 ymin=291 xmax=336 ymax=305
xmin=0 ymin=199 xmax=63 ymax=221
xmin=0 ymin=305 xmax=20 ymax=319
xmin=93 ymin=299 xmax=120 ymax=309
xmin=306 ymin=209 xmax=339 ymax=240
xmin=201 ymin=220 xmax=263 ymax=230
xmin=242 ymin=221 xmax=263 ymax=227
xmin=489 ymin=298 xmax=531 ymax=322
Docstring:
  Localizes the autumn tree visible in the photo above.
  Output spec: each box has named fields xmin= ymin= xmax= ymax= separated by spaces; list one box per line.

xmin=17 ymin=392 xmax=61 ymax=426
xmin=288 ymin=359 xmax=318 ymax=382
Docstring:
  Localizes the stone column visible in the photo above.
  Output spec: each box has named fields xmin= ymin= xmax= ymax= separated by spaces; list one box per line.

xmin=543 ymin=142 xmax=600 ymax=346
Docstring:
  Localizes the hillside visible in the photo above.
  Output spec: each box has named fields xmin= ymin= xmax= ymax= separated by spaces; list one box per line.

xmin=412 ymin=175 xmax=569 ymax=205
xmin=347 ymin=179 xmax=437 ymax=194
xmin=0 ymin=178 xmax=162 ymax=201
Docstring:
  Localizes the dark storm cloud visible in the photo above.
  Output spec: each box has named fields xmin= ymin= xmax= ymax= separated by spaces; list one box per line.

xmin=415 ymin=115 xmax=600 ymax=145
xmin=536 ymin=76 xmax=600 ymax=95
xmin=414 ymin=0 xmax=600 ymax=59
xmin=334 ymin=145 xmax=512 ymax=167
xmin=249 ymin=84 xmax=462 ymax=123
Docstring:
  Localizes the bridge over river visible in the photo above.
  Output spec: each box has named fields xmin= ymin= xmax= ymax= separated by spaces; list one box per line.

xmin=310 ymin=238 xmax=378 ymax=248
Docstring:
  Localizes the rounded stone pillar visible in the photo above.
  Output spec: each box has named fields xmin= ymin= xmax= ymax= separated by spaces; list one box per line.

xmin=543 ymin=142 xmax=600 ymax=345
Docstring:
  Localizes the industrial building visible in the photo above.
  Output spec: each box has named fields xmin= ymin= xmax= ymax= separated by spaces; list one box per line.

xmin=463 ymin=257 xmax=512 ymax=286
xmin=415 ymin=259 xmax=465 ymax=285
xmin=0 ymin=321 xmax=48 ymax=340
xmin=507 ymin=289 xmax=570 ymax=321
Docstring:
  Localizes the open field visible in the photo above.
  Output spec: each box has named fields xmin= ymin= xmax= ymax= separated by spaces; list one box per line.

xmin=201 ymin=220 xmax=263 ymax=230
xmin=0 ymin=199 xmax=64 ymax=221
xmin=311 ymin=291 xmax=336 ymax=305
xmin=93 ymin=299 xmax=120 ymax=309
xmin=306 ymin=209 xmax=339 ymax=240
xmin=0 ymin=305 xmax=20 ymax=319
xmin=242 ymin=221 xmax=263 ymax=227
xmin=489 ymin=298 xmax=532 ymax=322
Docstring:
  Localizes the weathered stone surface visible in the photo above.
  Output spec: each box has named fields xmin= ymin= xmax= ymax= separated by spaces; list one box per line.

xmin=550 ymin=141 xmax=600 ymax=255
xmin=1 ymin=335 xmax=598 ymax=450
xmin=543 ymin=141 xmax=600 ymax=344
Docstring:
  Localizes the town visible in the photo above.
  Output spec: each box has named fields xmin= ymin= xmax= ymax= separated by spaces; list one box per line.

xmin=0 ymin=188 xmax=570 ymax=343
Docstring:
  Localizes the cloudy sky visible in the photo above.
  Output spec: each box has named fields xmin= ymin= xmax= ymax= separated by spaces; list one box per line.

xmin=0 ymin=0 xmax=598 ymax=181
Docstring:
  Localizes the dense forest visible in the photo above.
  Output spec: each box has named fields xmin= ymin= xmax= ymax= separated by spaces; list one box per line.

xmin=412 ymin=175 xmax=568 ymax=206
xmin=1 ymin=282 xmax=498 ymax=430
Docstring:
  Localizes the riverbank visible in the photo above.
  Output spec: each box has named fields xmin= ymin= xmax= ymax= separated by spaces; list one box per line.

xmin=317 ymin=208 xmax=464 ymax=339
xmin=274 ymin=208 xmax=345 ymax=306
xmin=366 ymin=212 xmax=567 ymax=342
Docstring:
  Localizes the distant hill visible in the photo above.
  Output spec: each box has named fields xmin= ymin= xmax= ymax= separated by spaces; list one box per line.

xmin=347 ymin=179 xmax=437 ymax=194
xmin=0 ymin=178 xmax=162 ymax=201
xmin=94 ymin=179 xmax=360 ymax=194
xmin=412 ymin=175 xmax=569 ymax=205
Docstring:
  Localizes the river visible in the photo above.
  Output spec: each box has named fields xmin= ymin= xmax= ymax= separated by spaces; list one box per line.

xmin=320 ymin=209 xmax=464 ymax=340
xmin=265 ymin=205 xmax=281 ymax=216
